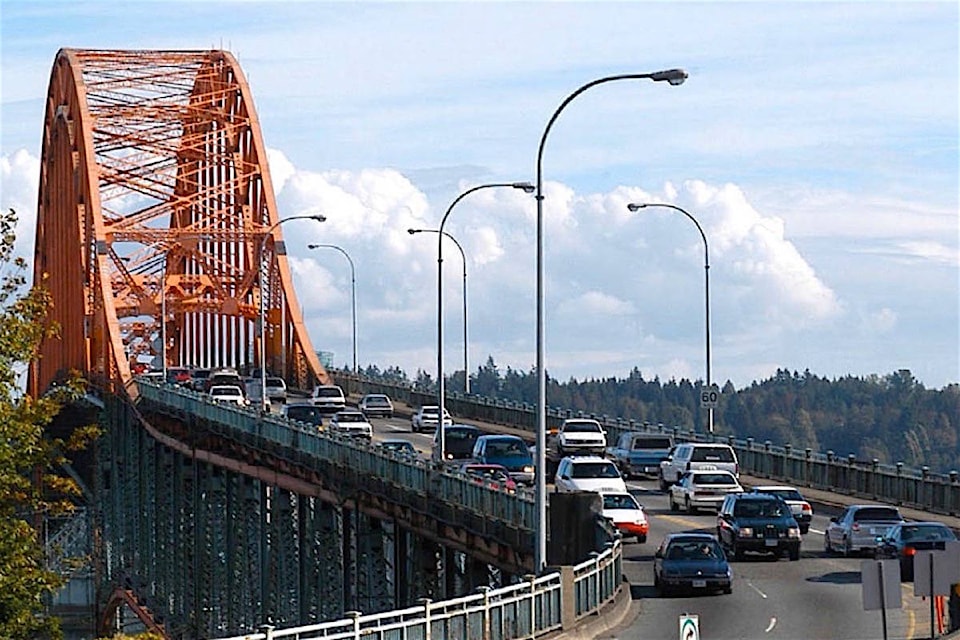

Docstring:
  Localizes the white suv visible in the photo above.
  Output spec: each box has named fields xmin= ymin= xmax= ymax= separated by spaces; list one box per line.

xmin=659 ymin=443 xmax=739 ymax=490
xmin=556 ymin=419 xmax=607 ymax=456
xmin=554 ymin=456 xmax=628 ymax=494
xmin=311 ymin=384 xmax=346 ymax=413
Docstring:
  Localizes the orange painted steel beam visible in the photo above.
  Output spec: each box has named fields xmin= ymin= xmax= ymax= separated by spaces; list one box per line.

xmin=29 ymin=49 xmax=330 ymax=398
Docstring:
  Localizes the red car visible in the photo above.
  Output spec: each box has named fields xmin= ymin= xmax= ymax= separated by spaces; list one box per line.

xmin=461 ymin=463 xmax=518 ymax=493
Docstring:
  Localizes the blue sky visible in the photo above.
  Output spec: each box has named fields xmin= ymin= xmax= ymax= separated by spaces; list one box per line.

xmin=2 ymin=1 xmax=958 ymax=389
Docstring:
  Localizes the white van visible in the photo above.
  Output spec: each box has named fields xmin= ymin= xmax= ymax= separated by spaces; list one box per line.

xmin=311 ymin=384 xmax=346 ymax=413
xmin=659 ymin=443 xmax=739 ymax=489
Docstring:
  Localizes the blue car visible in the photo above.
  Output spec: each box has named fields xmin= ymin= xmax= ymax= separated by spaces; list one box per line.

xmin=654 ymin=532 xmax=733 ymax=596
xmin=471 ymin=434 xmax=535 ymax=484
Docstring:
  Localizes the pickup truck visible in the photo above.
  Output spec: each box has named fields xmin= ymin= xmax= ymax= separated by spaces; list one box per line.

xmin=606 ymin=432 xmax=674 ymax=479
xmin=554 ymin=418 xmax=607 ymax=457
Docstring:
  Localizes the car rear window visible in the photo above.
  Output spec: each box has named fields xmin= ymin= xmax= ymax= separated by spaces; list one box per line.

xmin=633 ymin=437 xmax=672 ymax=450
xmin=853 ymin=507 xmax=902 ymax=522
xmin=900 ymin=525 xmax=955 ymax=542
xmin=446 ymin=428 xmax=479 ymax=442
xmin=571 ymin=462 xmax=621 ymax=479
xmin=694 ymin=473 xmax=737 ymax=485
xmin=286 ymin=406 xmax=321 ymax=421
xmin=690 ymin=446 xmax=735 ymax=463
xmin=762 ymin=489 xmax=804 ymax=501
xmin=564 ymin=422 xmax=601 ymax=432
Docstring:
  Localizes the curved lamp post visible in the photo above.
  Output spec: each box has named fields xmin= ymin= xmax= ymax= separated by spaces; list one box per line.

xmin=407 ymin=228 xmax=470 ymax=394
xmin=307 ymin=244 xmax=358 ymax=374
xmin=258 ymin=213 xmax=326 ymax=411
xmin=534 ymin=68 xmax=686 ymax=573
xmin=433 ymin=182 xmax=534 ymax=462
xmin=628 ymin=202 xmax=713 ymax=433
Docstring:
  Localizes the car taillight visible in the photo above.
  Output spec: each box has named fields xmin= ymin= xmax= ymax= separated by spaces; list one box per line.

xmin=801 ymin=502 xmax=812 ymax=514
xmin=904 ymin=546 xmax=916 ymax=556
xmin=686 ymin=462 xmax=691 ymax=471
xmin=735 ymin=463 xmax=739 ymax=475
xmin=852 ymin=523 xmax=860 ymax=532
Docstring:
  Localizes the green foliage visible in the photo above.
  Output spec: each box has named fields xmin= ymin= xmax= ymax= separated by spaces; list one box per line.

xmin=360 ymin=356 xmax=960 ymax=473
xmin=0 ymin=209 xmax=98 ymax=640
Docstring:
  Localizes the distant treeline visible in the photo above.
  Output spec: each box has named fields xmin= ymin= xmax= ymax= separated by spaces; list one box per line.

xmin=354 ymin=358 xmax=960 ymax=474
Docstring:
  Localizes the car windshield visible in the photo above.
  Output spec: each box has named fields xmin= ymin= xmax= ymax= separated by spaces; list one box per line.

xmin=570 ymin=462 xmax=620 ymax=479
xmin=365 ymin=396 xmax=389 ymax=406
xmin=382 ymin=441 xmax=414 ymax=452
xmin=316 ymin=388 xmax=342 ymax=397
xmin=603 ymin=494 xmax=640 ymax=510
xmin=734 ymin=499 xmax=784 ymax=517
xmin=694 ymin=473 xmax=737 ymax=485
xmin=337 ymin=413 xmax=366 ymax=422
xmin=853 ymin=507 xmax=902 ymax=522
xmin=211 ymin=387 xmax=240 ymax=397
xmin=900 ymin=524 xmax=955 ymax=542
xmin=667 ymin=540 xmax=723 ymax=560
xmin=266 ymin=378 xmax=284 ymax=387
xmin=633 ymin=437 xmax=671 ymax=449
xmin=286 ymin=406 xmax=321 ymax=422
xmin=564 ymin=422 xmax=601 ymax=433
xmin=445 ymin=428 xmax=478 ymax=441
xmin=486 ymin=440 xmax=526 ymax=457
xmin=690 ymin=447 xmax=735 ymax=462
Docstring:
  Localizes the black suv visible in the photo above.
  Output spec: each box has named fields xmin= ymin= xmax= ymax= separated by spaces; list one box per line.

xmin=717 ymin=493 xmax=802 ymax=561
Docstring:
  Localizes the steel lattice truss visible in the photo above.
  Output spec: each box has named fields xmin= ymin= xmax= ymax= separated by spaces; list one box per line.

xmin=30 ymin=48 xmax=329 ymax=396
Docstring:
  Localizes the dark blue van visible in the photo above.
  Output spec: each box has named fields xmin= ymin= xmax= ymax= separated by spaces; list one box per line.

xmin=471 ymin=434 xmax=534 ymax=484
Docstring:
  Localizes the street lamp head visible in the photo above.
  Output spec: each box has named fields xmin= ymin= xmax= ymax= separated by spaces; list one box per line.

xmin=512 ymin=182 xmax=536 ymax=194
xmin=306 ymin=243 xmax=319 ymax=249
xmin=309 ymin=214 xmax=327 ymax=223
xmin=407 ymin=228 xmax=421 ymax=235
xmin=649 ymin=68 xmax=688 ymax=86
xmin=626 ymin=203 xmax=647 ymax=212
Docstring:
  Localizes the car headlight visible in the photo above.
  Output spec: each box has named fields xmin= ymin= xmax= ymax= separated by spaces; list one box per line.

xmin=738 ymin=527 xmax=754 ymax=538
xmin=522 ymin=465 xmax=534 ymax=473
xmin=788 ymin=527 xmax=801 ymax=539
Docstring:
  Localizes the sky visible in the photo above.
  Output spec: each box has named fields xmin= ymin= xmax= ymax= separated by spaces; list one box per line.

xmin=1 ymin=2 xmax=958 ymax=391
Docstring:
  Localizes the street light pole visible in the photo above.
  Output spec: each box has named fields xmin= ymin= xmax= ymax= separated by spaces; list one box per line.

xmin=628 ymin=202 xmax=713 ymax=432
xmin=433 ymin=182 xmax=534 ymax=462
xmin=160 ymin=263 xmax=167 ymax=382
xmin=534 ymin=68 xmax=686 ymax=574
xmin=407 ymin=228 xmax=470 ymax=394
xmin=307 ymin=244 xmax=358 ymax=374
xmin=258 ymin=213 xmax=327 ymax=411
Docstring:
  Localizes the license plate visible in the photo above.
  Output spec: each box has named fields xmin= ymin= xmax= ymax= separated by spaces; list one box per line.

xmin=692 ymin=579 xmax=707 ymax=588
xmin=765 ymin=539 xmax=779 ymax=547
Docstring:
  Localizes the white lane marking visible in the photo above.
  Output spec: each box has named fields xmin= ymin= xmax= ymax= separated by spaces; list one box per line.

xmin=749 ymin=582 xmax=768 ymax=599
xmin=765 ymin=617 xmax=777 ymax=633
xmin=808 ymin=527 xmax=825 ymax=535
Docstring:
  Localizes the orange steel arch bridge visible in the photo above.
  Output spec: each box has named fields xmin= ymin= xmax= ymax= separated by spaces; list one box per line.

xmin=30 ymin=48 xmax=330 ymax=397
xmin=29 ymin=49 xmax=528 ymax=639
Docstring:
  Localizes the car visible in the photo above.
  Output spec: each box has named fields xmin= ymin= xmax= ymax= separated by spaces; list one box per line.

xmin=204 ymin=368 xmax=244 ymax=392
xmin=264 ymin=377 xmax=287 ymax=403
xmin=750 ymin=485 xmax=814 ymax=534
xmin=280 ymin=403 xmax=324 ymax=429
xmin=432 ymin=424 xmax=482 ymax=463
xmin=876 ymin=521 xmax=958 ymax=581
xmin=601 ymin=492 xmax=649 ymax=543
xmin=165 ymin=367 xmax=192 ymax=385
xmin=471 ymin=434 xmax=535 ymax=485
xmin=555 ymin=419 xmax=607 ymax=456
xmin=208 ymin=385 xmax=248 ymax=406
xmin=187 ymin=367 xmax=212 ymax=391
xmin=328 ymin=410 xmax=373 ymax=440
xmin=460 ymin=463 xmax=518 ymax=493
xmin=659 ymin=443 xmax=739 ymax=489
xmin=716 ymin=492 xmax=801 ymax=561
xmin=824 ymin=504 xmax=905 ymax=557
xmin=377 ymin=439 xmax=420 ymax=459
xmin=411 ymin=405 xmax=453 ymax=433
xmin=669 ymin=469 xmax=743 ymax=513
xmin=311 ymin=384 xmax=347 ymax=413
xmin=553 ymin=456 xmax=628 ymax=495
xmin=606 ymin=432 xmax=674 ymax=479
xmin=358 ymin=393 xmax=394 ymax=418
xmin=653 ymin=533 xmax=732 ymax=596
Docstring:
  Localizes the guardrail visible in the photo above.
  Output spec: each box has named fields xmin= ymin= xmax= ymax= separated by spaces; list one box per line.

xmin=212 ymin=539 xmax=621 ymax=640
xmin=335 ymin=374 xmax=960 ymax=516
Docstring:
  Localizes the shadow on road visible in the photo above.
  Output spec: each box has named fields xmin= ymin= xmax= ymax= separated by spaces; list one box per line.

xmin=808 ymin=571 xmax=861 ymax=584
xmin=630 ymin=583 xmax=659 ymax=600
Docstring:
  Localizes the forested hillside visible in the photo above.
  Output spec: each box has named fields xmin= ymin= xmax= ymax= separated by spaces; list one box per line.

xmin=360 ymin=359 xmax=960 ymax=474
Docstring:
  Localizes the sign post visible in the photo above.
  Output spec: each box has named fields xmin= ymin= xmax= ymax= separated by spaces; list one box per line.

xmin=679 ymin=613 xmax=699 ymax=640
xmin=914 ymin=542 xmax=960 ymax=639
xmin=862 ymin=559 xmax=902 ymax=640
xmin=700 ymin=384 xmax=720 ymax=409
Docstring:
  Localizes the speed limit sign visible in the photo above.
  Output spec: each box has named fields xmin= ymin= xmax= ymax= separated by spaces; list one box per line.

xmin=700 ymin=384 xmax=720 ymax=408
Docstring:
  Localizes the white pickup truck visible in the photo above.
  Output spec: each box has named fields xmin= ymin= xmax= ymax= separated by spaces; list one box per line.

xmin=555 ymin=419 xmax=607 ymax=457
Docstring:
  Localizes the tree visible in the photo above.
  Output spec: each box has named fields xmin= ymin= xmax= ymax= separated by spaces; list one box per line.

xmin=0 ymin=209 xmax=97 ymax=640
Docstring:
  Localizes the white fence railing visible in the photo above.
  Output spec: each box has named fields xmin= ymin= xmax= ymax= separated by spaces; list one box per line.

xmin=212 ymin=539 xmax=622 ymax=640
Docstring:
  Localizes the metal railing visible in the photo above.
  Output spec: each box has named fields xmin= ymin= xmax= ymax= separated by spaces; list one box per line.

xmin=212 ymin=539 xmax=621 ymax=640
